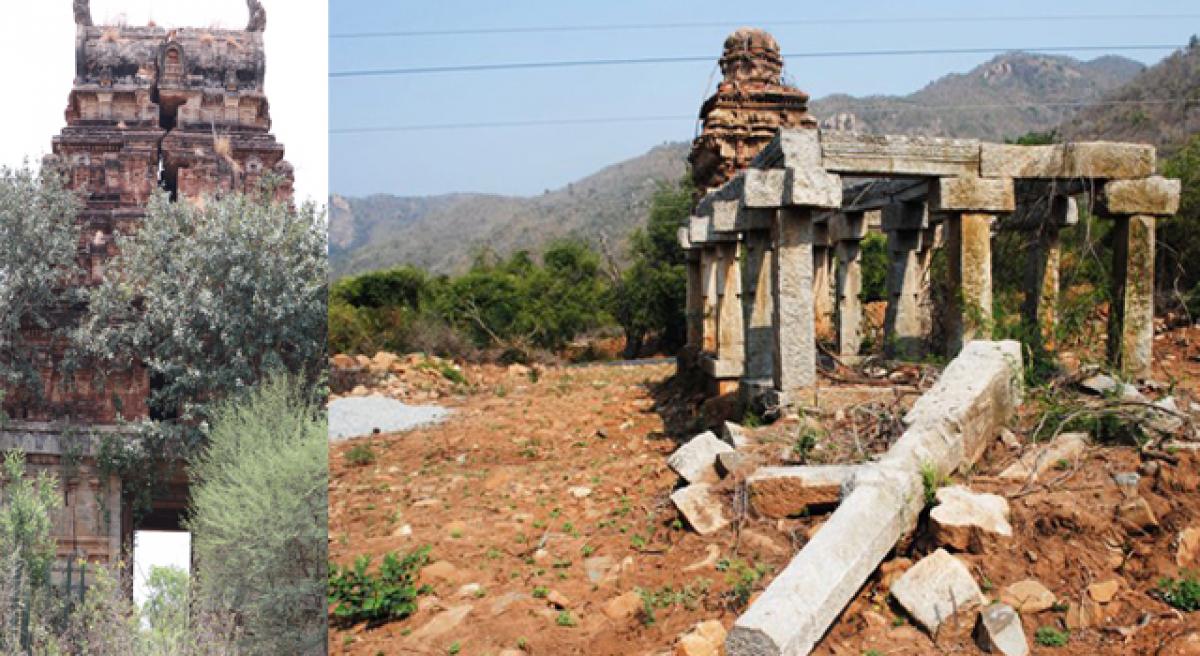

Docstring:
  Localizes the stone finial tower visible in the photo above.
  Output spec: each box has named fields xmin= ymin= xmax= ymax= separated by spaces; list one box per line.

xmin=689 ymin=28 xmax=817 ymax=197
xmin=0 ymin=2 xmax=293 ymax=574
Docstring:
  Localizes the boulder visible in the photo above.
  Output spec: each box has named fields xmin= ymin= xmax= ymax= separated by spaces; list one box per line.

xmin=668 ymin=431 xmax=734 ymax=484
xmin=974 ymin=603 xmax=1029 ymax=656
xmin=603 ymin=591 xmax=642 ymax=621
xmin=929 ymin=485 xmax=1013 ymax=551
xmin=890 ymin=548 xmax=985 ymax=634
xmin=671 ymin=484 xmax=730 ymax=535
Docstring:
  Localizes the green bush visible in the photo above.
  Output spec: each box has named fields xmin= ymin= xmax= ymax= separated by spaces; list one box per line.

xmin=859 ymin=232 xmax=888 ymax=303
xmin=1034 ymin=625 xmax=1069 ymax=647
xmin=328 ymin=548 xmax=431 ymax=626
xmin=1158 ymin=572 xmax=1200 ymax=611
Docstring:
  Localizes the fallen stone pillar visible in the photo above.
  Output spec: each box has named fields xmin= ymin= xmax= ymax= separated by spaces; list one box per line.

xmin=742 ymin=229 xmax=775 ymax=384
xmin=727 ymin=341 xmax=1023 ymax=656
xmin=1100 ymin=176 xmax=1180 ymax=379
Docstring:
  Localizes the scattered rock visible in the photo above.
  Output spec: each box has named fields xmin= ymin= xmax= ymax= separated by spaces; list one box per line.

xmin=738 ymin=528 xmax=790 ymax=558
xmin=929 ymin=485 xmax=1013 ymax=551
xmin=568 ymin=486 xmax=593 ymax=499
xmin=890 ymin=549 xmax=985 ymax=634
xmin=974 ymin=603 xmax=1029 ymax=656
xmin=583 ymin=556 xmax=616 ymax=584
xmin=420 ymin=561 xmax=460 ymax=585
xmin=1088 ymin=579 xmax=1121 ymax=604
xmin=671 ymin=484 xmax=731 ymax=535
xmin=410 ymin=604 xmax=472 ymax=641
xmin=721 ymin=421 xmax=750 ymax=448
xmin=1178 ymin=527 xmax=1200 ymax=567
xmin=1116 ymin=496 xmax=1159 ymax=530
xmin=392 ymin=523 xmax=413 ymax=537
xmin=1065 ymin=597 xmax=1102 ymax=630
xmin=457 ymin=583 xmax=482 ymax=598
xmin=675 ymin=620 xmax=726 ymax=656
xmin=1000 ymin=579 xmax=1056 ymax=613
xmin=998 ymin=432 xmax=1088 ymax=482
xmin=1080 ymin=374 xmax=1144 ymax=401
xmin=667 ymin=431 xmax=734 ymax=484
xmin=1113 ymin=472 xmax=1141 ymax=497
xmin=603 ymin=591 xmax=643 ymax=621
xmin=546 ymin=590 xmax=571 ymax=609
xmin=682 ymin=544 xmax=722 ymax=572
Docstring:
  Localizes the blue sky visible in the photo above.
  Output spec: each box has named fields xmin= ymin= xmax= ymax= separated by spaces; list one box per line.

xmin=330 ymin=0 xmax=1196 ymax=197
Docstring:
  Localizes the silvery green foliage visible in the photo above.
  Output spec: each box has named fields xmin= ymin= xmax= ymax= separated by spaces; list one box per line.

xmin=0 ymin=165 xmax=82 ymax=396
xmin=75 ymin=189 xmax=328 ymax=436
xmin=186 ymin=375 xmax=327 ymax=655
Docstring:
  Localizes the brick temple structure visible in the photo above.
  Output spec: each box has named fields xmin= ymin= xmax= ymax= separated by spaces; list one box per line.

xmin=0 ymin=0 xmax=292 ymax=573
xmin=688 ymin=28 xmax=817 ymax=198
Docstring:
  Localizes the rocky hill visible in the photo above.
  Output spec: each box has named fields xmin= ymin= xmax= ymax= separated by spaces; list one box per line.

xmin=810 ymin=52 xmax=1143 ymax=141
xmin=332 ymin=52 xmax=1147 ymax=278
xmin=1060 ymin=41 xmax=1200 ymax=157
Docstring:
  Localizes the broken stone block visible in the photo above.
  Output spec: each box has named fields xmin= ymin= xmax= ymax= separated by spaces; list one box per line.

xmin=716 ymin=451 xmax=759 ymax=479
xmin=410 ymin=604 xmax=473 ymax=641
xmin=671 ymin=483 xmax=730 ymax=535
xmin=668 ymin=431 xmax=734 ymax=484
xmin=890 ymin=548 xmax=985 ymax=635
xmin=675 ymin=620 xmax=727 ymax=656
xmin=1000 ymin=579 xmax=1057 ymax=613
xmin=998 ymin=432 xmax=1089 ymax=482
xmin=747 ymin=465 xmax=856 ymax=518
xmin=929 ymin=485 xmax=1012 ymax=551
xmin=974 ymin=603 xmax=1029 ymax=656
xmin=721 ymin=420 xmax=751 ymax=448
xmin=931 ymin=176 xmax=1015 ymax=212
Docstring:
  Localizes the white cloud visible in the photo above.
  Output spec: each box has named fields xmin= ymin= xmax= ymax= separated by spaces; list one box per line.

xmin=0 ymin=0 xmax=327 ymax=205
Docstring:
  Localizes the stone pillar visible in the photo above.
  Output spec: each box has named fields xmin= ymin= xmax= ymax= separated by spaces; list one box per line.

xmin=773 ymin=207 xmax=816 ymax=394
xmin=700 ymin=246 xmax=719 ymax=354
xmin=834 ymin=240 xmax=862 ymax=358
xmin=812 ymin=224 xmax=835 ymax=341
xmin=716 ymin=240 xmax=745 ymax=372
xmin=1022 ymin=225 xmax=1062 ymax=350
xmin=931 ymin=176 xmax=1013 ymax=357
xmin=1108 ymin=214 xmax=1155 ymax=378
xmin=1100 ymin=176 xmax=1180 ymax=378
xmin=742 ymin=229 xmax=775 ymax=383
xmin=881 ymin=201 xmax=935 ymax=359
xmin=945 ymin=212 xmax=994 ymax=356
xmin=685 ymin=250 xmax=703 ymax=349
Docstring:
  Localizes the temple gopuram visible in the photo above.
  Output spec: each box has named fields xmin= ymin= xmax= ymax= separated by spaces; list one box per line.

xmin=0 ymin=0 xmax=292 ymax=575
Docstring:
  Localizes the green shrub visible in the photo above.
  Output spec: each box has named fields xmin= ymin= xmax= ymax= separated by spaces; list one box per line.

xmin=1158 ymin=572 xmax=1200 ymax=611
xmin=345 ymin=444 xmax=377 ymax=467
xmin=328 ymin=547 xmax=431 ymax=626
xmin=859 ymin=232 xmax=888 ymax=303
xmin=1034 ymin=625 xmax=1069 ymax=647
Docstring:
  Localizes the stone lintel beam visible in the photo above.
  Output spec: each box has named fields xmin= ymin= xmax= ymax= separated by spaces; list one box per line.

xmin=841 ymin=179 xmax=928 ymax=212
xmin=980 ymin=142 xmax=1156 ymax=180
xmin=727 ymin=341 xmax=1024 ymax=656
xmin=696 ymin=172 xmax=746 ymax=215
xmin=881 ymin=199 xmax=929 ymax=232
xmin=786 ymin=168 xmax=842 ymax=208
xmin=748 ymin=465 xmax=861 ymax=518
xmin=744 ymin=168 xmax=788 ymax=208
xmin=1108 ymin=214 xmax=1156 ymax=379
xmin=1101 ymin=176 xmax=1181 ymax=216
xmin=819 ymin=131 xmax=981 ymax=178
xmin=930 ymin=176 xmax=1015 ymax=213
xmin=751 ymin=128 xmax=824 ymax=170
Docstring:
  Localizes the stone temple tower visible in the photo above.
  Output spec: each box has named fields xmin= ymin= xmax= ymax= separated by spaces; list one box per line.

xmin=1 ymin=0 xmax=292 ymax=573
xmin=689 ymin=28 xmax=817 ymax=198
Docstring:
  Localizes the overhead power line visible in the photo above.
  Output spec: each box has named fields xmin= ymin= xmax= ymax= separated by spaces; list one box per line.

xmin=330 ymin=44 xmax=1180 ymax=78
xmin=330 ymin=13 xmax=1200 ymax=39
xmin=330 ymin=98 xmax=1191 ymax=135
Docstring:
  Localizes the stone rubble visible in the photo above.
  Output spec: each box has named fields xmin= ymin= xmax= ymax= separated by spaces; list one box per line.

xmin=890 ymin=548 xmax=986 ymax=635
xmin=974 ymin=603 xmax=1029 ymax=656
xmin=668 ymin=431 xmax=735 ymax=484
xmin=929 ymin=485 xmax=1013 ymax=551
